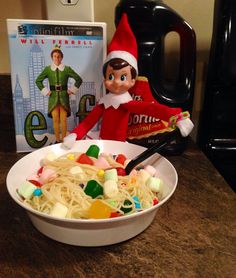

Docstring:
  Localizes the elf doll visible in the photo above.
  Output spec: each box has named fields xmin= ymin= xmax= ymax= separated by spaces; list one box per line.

xmin=63 ymin=13 xmax=193 ymax=148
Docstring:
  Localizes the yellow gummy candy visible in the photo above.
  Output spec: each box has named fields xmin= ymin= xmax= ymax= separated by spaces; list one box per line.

xmin=67 ymin=153 xmax=75 ymax=160
xmin=97 ymin=169 xmax=105 ymax=178
xmin=87 ymin=200 xmax=112 ymax=219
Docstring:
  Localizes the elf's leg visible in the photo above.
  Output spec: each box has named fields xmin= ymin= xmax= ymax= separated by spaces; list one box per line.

xmin=60 ymin=105 xmax=68 ymax=140
xmin=51 ymin=106 xmax=61 ymax=143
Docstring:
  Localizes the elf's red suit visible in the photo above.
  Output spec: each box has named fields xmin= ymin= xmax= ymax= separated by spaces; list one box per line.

xmin=71 ymin=91 xmax=181 ymax=141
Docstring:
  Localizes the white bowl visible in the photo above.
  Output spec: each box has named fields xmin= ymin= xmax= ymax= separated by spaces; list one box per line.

xmin=6 ymin=140 xmax=178 ymax=246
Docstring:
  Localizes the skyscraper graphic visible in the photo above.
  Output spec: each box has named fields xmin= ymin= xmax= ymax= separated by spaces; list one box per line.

xmin=28 ymin=44 xmax=48 ymax=114
xmin=77 ymin=81 xmax=96 ymax=114
xmin=13 ymin=74 xmax=24 ymax=135
xmin=67 ymin=80 xmax=97 ymax=131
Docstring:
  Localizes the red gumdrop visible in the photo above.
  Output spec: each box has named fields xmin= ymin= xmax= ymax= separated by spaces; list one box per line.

xmin=153 ymin=198 xmax=159 ymax=206
xmin=37 ymin=166 xmax=44 ymax=176
xmin=110 ymin=212 xmax=121 ymax=218
xmin=115 ymin=154 xmax=127 ymax=165
xmin=76 ymin=153 xmax=94 ymax=165
xmin=116 ymin=167 xmax=127 ymax=176
xmin=28 ymin=180 xmax=42 ymax=187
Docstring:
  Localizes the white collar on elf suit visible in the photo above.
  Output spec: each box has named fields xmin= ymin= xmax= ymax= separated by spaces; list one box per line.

xmin=99 ymin=92 xmax=133 ymax=109
xmin=50 ymin=63 xmax=65 ymax=71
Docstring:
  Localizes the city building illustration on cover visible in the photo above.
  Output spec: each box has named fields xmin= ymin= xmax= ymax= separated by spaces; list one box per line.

xmin=7 ymin=19 xmax=106 ymax=152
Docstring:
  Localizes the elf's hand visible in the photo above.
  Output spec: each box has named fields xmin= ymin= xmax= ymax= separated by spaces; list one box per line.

xmin=62 ymin=133 xmax=77 ymax=149
xmin=168 ymin=111 xmax=194 ymax=137
xmin=176 ymin=117 xmax=194 ymax=137
xmin=67 ymin=89 xmax=73 ymax=95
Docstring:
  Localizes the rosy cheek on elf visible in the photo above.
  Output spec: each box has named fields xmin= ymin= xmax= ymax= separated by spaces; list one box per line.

xmin=104 ymin=64 xmax=136 ymax=95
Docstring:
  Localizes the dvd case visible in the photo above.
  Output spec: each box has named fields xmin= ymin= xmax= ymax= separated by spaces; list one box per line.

xmin=7 ymin=19 xmax=106 ymax=152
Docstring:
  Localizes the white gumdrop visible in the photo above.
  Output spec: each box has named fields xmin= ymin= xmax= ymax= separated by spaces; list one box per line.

xmin=103 ymin=180 xmax=119 ymax=198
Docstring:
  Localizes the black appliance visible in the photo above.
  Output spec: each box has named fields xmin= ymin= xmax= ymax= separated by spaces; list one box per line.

xmin=198 ymin=0 xmax=236 ymax=192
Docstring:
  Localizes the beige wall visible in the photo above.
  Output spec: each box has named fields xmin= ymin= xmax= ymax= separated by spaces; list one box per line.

xmin=0 ymin=0 xmax=46 ymax=74
xmin=0 ymin=0 xmax=215 ymax=140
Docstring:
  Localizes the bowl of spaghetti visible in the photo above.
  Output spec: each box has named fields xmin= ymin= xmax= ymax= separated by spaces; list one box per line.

xmin=6 ymin=140 xmax=177 ymax=246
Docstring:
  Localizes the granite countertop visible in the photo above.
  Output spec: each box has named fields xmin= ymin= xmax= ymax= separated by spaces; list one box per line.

xmin=0 ymin=141 xmax=235 ymax=277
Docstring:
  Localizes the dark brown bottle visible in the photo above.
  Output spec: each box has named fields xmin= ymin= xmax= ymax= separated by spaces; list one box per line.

xmin=115 ymin=0 xmax=196 ymax=155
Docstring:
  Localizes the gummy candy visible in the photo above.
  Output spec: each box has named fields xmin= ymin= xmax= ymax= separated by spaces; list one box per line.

xmin=86 ymin=145 xmax=100 ymax=158
xmin=76 ymin=153 xmax=94 ymax=165
xmin=115 ymin=154 xmax=127 ymax=165
xmin=84 ymin=180 xmax=103 ymax=198
xmin=120 ymin=200 xmax=133 ymax=213
xmin=87 ymin=200 xmax=112 ymax=219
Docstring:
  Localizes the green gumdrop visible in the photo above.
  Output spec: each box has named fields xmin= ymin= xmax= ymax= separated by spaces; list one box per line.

xmin=84 ymin=180 xmax=103 ymax=198
xmin=120 ymin=200 xmax=133 ymax=213
xmin=86 ymin=145 xmax=100 ymax=158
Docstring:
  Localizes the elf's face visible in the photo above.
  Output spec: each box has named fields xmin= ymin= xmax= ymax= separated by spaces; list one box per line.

xmin=52 ymin=52 xmax=63 ymax=66
xmin=104 ymin=64 xmax=135 ymax=95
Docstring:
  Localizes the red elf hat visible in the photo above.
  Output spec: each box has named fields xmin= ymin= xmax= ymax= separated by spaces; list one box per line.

xmin=104 ymin=13 xmax=138 ymax=74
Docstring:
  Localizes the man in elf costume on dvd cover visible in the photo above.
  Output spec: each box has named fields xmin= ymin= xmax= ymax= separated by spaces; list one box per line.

xmin=36 ymin=45 xmax=83 ymax=143
xmin=63 ymin=13 xmax=193 ymax=148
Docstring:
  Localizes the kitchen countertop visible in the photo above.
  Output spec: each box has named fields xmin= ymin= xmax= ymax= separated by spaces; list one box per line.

xmin=0 ymin=141 xmax=236 ymax=277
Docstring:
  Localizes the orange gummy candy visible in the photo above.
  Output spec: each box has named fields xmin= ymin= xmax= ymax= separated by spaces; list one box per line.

xmin=87 ymin=200 xmax=112 ymax=219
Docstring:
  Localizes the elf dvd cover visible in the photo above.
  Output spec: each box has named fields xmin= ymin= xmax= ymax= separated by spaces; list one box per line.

xmin=7 ymin=19 xmax=106 ymax=152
